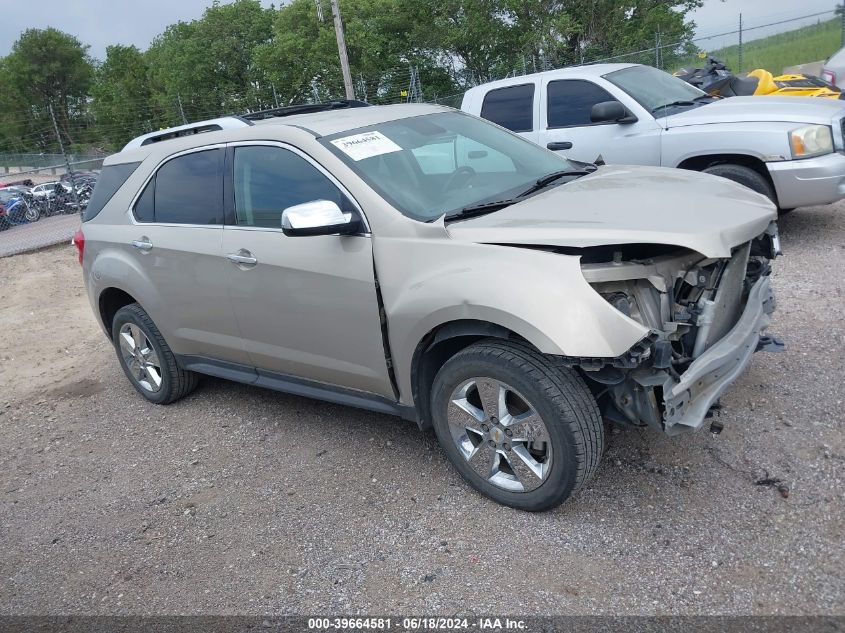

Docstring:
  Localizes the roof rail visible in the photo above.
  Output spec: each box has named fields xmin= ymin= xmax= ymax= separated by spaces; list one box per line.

xmin=241 ymin=99 xmax=371 ymax=121
xmin=121 ymin=116 xmax=253 ymax=151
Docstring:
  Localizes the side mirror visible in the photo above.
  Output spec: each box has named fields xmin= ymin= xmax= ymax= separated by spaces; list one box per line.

xmin=281 ymin=200 xmax=361 ymax=237
xmin=590 ymin=101 xmax=638 ymax=124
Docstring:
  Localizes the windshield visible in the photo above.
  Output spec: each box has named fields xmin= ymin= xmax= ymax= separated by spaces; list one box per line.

xmin=321 ymin=111 xmax=574 ymax=221
xmin=604 ymin=65 xmax=708 ymax=115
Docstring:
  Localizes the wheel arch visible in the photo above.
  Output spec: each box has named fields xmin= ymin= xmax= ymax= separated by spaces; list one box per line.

xmin=676 ymin=153 xmax=778 ymax=203
xmin=98 ymin=286 xmax=139 ymax=336
xmin=411 ymin=319 xmax=529 ymax=431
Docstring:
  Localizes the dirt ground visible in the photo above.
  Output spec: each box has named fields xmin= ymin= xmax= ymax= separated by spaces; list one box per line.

xmin=0 ymin=205 xmax=843 ymax=615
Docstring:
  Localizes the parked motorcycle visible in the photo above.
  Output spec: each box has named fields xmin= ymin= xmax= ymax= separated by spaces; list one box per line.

xmin=0 ymin=190 xmax=39 ymax=231
xmin=674 ymin=57 xmax=843 ymax=99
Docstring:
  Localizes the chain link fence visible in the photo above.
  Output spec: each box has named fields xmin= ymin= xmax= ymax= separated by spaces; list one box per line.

xmin=1 ymin=8 xmax=841 ymax=258
xmin=0 ymin=157 xmax=101 ymax=258
xmin=431 ymin=8 xmax=842 ymax=106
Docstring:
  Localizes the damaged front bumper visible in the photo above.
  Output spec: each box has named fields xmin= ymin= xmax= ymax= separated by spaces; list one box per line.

xmin=627 ymin=274 xmax=778 ymax=435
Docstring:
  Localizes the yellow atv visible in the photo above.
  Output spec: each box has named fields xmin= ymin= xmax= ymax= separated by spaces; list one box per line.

xmin=746 ymin=68 xmax=842 ymax=99
xmin=674 ymin=57 xmax=843 ymax=100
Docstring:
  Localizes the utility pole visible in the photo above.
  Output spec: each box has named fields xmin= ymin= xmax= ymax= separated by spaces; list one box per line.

xmin=48 ymin=102 xmax=80 ymax=215
xmin=177 ymin=93 xmax=188 ymax=125
xmin=738 ymin=13 xmax=743 ymax=73
xmin=841 ymin=3 xmax=845 ymax=47
xmin=330 ymin=0 xmax=355 ymax=100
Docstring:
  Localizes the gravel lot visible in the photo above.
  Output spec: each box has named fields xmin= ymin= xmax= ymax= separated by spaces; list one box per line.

xmin=0 ymin=203 xmax=843 ymax=616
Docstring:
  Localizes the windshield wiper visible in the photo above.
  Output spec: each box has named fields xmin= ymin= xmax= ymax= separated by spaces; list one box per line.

xmin=517 ymin=167 xmax=597 ymax=198
xmin=443 ymin=167 xmax=598 ymax=223
xmin=651 ymin=95 xmax=712 ymax=113
xmin=444 ymin=199 xmax=517 ymax=222
xmin=651 ymin=100 xmax=694 ymax=112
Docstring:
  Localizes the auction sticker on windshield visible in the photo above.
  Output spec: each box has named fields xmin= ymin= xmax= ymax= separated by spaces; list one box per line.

xmin=330 ymin=131 xmax=402 ymax=161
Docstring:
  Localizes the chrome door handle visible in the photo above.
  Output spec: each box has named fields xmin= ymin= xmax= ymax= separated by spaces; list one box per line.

xmin=132 ymin=238 xmax=153 ymax=251
xmin=226 ymin=251 xmax=258 ymax=266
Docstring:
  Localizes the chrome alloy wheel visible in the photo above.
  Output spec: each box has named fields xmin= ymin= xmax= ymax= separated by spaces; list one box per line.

xmin=118 ymin=323 xmax=163 ymax=393
xmin=447 ymin=378 xmax=552 ymax=492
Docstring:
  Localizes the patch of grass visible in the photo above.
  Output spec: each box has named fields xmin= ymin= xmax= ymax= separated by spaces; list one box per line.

xmin=674 ymin=17 xmax=843 ymax=74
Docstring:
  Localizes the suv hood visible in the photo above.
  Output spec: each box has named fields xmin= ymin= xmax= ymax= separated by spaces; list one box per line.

xmin=662 ymin=95 xmax=845 ymax=127
xmin=445 ymin=165 xmax=776 ymax=258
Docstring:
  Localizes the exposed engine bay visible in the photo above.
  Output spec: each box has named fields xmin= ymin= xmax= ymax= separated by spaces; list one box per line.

xmin=577 ymin=221 xmax=782 ymax=434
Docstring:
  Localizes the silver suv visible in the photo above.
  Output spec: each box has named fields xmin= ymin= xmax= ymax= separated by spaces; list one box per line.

xmin=76 ymin=102 xmax=782 ymax=511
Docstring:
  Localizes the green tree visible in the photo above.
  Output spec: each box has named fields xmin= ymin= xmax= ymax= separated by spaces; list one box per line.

xmin=2 ymin=27 xmax=94 ymax=151
xmin=146 ymin=0 xmax=274 ymax=124
xmin=254 ymin=0 xmax=457 ymax=106
xmin=91 ymin=45 xmax=162 ymax=149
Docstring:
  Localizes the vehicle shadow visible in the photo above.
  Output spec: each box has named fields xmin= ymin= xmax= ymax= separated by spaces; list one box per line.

xmin=776 ymin=205 xmax=841 ymax=247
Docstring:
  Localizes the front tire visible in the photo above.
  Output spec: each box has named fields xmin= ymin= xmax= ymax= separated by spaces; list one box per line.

xmin=23 ymin=203 xmax=39 ymax=223
xmin=702 ymin=163 xmax=776 ymax=204
xmin=430 ymin=340 xmax=604 ymax=511
xmin=111 ymin=303 xmax=198 ymax=404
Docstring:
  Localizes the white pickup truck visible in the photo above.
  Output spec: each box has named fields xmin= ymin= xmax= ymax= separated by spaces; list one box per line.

xmin=462 ymin=63 xmax=845 ymax=212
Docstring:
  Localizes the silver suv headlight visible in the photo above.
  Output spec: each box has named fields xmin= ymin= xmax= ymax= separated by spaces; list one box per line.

xmin=789 ymin=124 xmax=833 ymax=159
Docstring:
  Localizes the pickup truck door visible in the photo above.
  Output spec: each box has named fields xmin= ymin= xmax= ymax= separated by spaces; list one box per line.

xmin=538 ymin=78 xmax=662 ymax=166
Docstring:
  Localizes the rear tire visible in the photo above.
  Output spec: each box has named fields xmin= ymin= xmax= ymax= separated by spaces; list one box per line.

xmin=430 ymin=340 xmax=604 ymax=511
xmin=111 ymin=303 xmax=198 ymax=405
xmin=702 ymin=163 xmax=776 ymax=204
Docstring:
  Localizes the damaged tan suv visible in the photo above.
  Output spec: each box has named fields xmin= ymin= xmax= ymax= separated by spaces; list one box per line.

xmin=75 ymin=102 xmax=782 ymax=511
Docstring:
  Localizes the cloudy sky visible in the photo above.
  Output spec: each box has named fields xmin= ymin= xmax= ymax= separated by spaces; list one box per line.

xmin=0 ymin=0 xmax=838 ymax=60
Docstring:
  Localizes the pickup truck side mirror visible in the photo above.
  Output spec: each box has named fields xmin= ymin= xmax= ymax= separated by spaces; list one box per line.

xmin=590 ymin=101 xmax=638 ymax=125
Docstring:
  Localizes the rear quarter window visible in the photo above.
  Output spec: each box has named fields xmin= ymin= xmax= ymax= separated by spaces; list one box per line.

xmin=82 ymin=162 xmax=140 ymax=221
xmin=479 ymin=84 xmax=535 ymax=133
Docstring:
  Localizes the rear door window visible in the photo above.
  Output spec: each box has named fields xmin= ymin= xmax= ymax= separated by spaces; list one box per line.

xmin=480 ymin=84 xmax=535 ymax=133
xmin=134 ymin=148 xmax=224 ymax=224
xmin=547 ymin=80 xmax=616 ymax=128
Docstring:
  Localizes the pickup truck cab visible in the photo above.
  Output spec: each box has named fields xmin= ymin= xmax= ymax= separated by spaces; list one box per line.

xmin=462 ymin=63 xmax=845 ymax=211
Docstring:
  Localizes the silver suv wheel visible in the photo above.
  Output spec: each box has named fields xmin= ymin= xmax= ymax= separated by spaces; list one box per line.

xmin=111 ymin=303 xmax=198 ymax=405
xmin=118 ymin=323 xmax=162 ymax=392
xmin=448 ymin=378 xmax=552 ymax=492
xmin=430 ymin=340 xmax=604 ymax=511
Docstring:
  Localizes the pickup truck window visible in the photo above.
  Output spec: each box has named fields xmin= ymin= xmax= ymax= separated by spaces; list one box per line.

xmin=479 ymin=84 xmax=535 ymax=133
xmin=547 ymin=80 xmax=616 ymax=128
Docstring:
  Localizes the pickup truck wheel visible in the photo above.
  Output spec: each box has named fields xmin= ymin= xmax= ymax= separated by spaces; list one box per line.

xmin=430 ymin=340 xmax=604 ymax=511
xmin=702 ymin=163 xmax=775 ymax=203
xmin=111 ymin=303 xmax=198 ymax=405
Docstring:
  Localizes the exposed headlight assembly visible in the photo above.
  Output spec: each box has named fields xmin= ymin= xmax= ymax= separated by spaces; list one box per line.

xmin=789 ymin=124 xmax=834 ymax=159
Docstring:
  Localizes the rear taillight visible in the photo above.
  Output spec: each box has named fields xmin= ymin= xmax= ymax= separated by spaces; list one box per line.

xmin=822 ymin=69 xmax=836 ymax=85
xmin=72 ymin=229 xmax=85 ymax=265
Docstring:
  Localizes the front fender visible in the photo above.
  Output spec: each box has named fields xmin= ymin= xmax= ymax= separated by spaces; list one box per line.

xmin=375 ymin=236 xmax=649 ymax=405
xmin=663 ymin=122 xmax=794 ymax=166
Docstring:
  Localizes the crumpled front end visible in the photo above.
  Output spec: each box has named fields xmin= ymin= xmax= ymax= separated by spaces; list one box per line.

xmin=578 ymin=221 xmax=783 ymax=435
